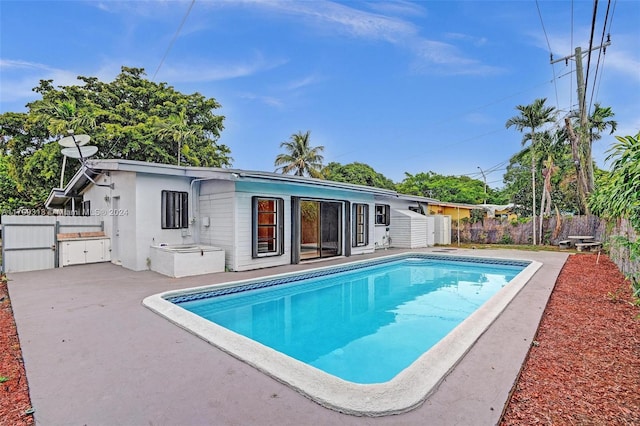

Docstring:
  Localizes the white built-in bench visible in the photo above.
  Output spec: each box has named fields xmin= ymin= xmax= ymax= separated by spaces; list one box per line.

xmin=574 ymin=241 xmax=602 ymax=252
xmin=558 ymin=240 xmax=572 ymax=249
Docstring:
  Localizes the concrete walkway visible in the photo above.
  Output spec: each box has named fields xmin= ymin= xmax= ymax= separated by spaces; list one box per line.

xmin=8 ymin=248 xmax=569 ymax=425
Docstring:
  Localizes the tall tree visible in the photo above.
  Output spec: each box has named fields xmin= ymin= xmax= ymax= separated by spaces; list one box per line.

xmin=505 ymin=98 xmax=556 ymax=245
xmin=590 ymin=132 xmax=640 ymax=291
xmin=0 ymin=153 xmax=20 ymax=212
xmin=502 ymin=139 xmax=579 ymax=218
xmin=0 ymin=67 xmax=231 ymax=208
xmin=397 ymin=171 xmax=492 ymax=204
xmin=322 ymin=162 xmax=396 ymax=190
xmin=155 ymin=110 xmax=199 ymax=166
xmin=274 ymin=131 xmax=324 ymax=178
xmin=590 ymin=132 xmax=640 ymax=230
xmin=582 ymin=104 xmax=617 ymax=191
xmin=566 ymin=104 xmax=617 ymax=211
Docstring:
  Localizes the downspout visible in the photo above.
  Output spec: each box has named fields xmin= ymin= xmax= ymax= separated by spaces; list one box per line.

xmin=457 ymin=206 xmax=460 ymax=247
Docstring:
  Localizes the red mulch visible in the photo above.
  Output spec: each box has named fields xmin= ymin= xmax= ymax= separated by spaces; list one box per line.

xmin=0 ymin=275 xmax=34 ymax=426
xmin=0 ymin=254 xmax=638 ymax=425
xmin=501 ymin=254 xmax=640 ymax=425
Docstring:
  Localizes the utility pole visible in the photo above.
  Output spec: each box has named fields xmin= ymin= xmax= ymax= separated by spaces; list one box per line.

xmin=552 ymin=37 xmax=611 ymax=211
xmin=477 ymin=166 xmax=487 ymax=204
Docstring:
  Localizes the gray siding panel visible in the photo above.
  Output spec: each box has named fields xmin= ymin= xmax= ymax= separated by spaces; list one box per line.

xmin=199 ymin=190 xmax=236 ymax=270
xmin=1 ymin=215 xmax=103 ymax=273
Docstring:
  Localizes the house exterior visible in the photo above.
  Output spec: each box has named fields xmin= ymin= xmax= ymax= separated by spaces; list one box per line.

xmin=479 ymin=204 xmax=518 ymax=221
xmin=427 ymin=201 xmax=480 ymax=222
xmin=46 ymin=159 xmax=441 ymax=273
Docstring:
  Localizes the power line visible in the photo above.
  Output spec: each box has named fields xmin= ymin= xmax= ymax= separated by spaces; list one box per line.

xmin=589 ymin=0 xmax=614 ymax=113
xmin=570 ymin=0 xmax=574 ymax=111
xmin=583 ymin=0 xmax=599 ymax=114
xmin=536 ymin=0 xmax=560 ymax=108
xmin=152 ymin=0 xmax=196 ymax=81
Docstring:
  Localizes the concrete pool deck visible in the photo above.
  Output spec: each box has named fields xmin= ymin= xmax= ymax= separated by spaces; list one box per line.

xmin=8 ymin=248 xmax=569 ymax=425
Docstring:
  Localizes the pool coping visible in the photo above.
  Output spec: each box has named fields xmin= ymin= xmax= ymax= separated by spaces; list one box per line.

xmin=143 ymin=252 xmax=542 ymax=416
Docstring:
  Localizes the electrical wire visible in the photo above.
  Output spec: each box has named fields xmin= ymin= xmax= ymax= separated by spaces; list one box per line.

xmin=570 ymin=0 xmax=574 ymax=112
xmin=583 ymin=0 xmax=599 ymax=115
xmin=536 ymin=0 xmax=560 ymax=109
xmin=589 ymin=0 xmax=614 ymax=113
xmin=152 ymin=0 xmax=196 ymax=81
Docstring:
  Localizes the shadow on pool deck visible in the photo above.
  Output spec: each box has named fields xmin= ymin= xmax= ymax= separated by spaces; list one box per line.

xmin=8 ymin=248 xmax=568 ymax=425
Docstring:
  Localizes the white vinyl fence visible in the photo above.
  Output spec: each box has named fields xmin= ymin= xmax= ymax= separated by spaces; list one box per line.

xmin=1 ymin=215 xmax=104 ymax=273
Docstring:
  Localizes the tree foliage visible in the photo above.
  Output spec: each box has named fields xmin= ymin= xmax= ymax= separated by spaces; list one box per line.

xmin=590 ymin=132 xmax=640 ymax=291
xmin=396 ymin=171 xmax=498 ymax=204
xmin=274 ymin=131 xmax=324 ymax=178
xmin=322 ymin=162 xmax=396 ymax=190
xmin=0 ymin=67 xmax=231 ymax=208
xmin=502 ymin=129 xmax=581 ymax=216
xmin=0 ymin=154 xmax=20 ymax=213
xmin=505 ymin=98 xmax=557 ymax=244
xmin=590 ymin=132 xmax=640 ymax=229
xmin=570 ymin=103 xmax=617 ymax=193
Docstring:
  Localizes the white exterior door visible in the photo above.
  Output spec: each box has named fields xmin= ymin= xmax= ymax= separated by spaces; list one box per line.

xmin=111 ymin=196 xmax=121 ymax=264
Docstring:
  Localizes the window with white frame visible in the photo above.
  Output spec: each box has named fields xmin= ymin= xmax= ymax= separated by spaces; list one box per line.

xmin=352 ymin=203 xmax=368 ymax=246
xmin=252 ymin=197 xmax=284 ymax=257
xmin=161 ymin=190 xmax=189 ymax=229
xmin=375 ymin=204 xmax=391 ymax=226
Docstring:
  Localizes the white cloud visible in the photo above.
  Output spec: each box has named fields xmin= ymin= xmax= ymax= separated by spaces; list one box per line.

xmin=410 ymin=40 xmax=505 ymax=76
xmin=0 ymin=60 xmax=81 ymax=108
xmin=605 ymin=50 xmax=640 ymax=82
xmin=209 ymin=0 xmax=494 ymax=74
xmin=444 ymin=32 xmax=488 ymax=47
xmin=283 ymin=74 xmax=323 ymax=91
xmin=221 ymin=0 xmax=418 ymax=43
xmin=365 ymin=1 xmax=427 ymax=18
xmin=157 ymin=53 xmax=288 ymax=83
xmin=238 ymin=92 xmax=284 ymax=108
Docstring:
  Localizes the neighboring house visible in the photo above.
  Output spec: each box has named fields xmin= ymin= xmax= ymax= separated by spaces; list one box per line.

xmin=478 ymin=204 xmax=518 ymax=221
xmin=427 ymin=201 xmax=481 ymax=222
xmin=46 ymin=160 xmax=442 ymax=273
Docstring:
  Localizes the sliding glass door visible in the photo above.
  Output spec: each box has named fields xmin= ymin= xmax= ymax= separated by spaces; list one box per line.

xmin=299 ymin=200 xmax=342 ymax=260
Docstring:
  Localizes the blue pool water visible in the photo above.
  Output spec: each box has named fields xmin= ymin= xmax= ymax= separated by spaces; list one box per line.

xmin=172 ymin=256 xmax=526 ymax=384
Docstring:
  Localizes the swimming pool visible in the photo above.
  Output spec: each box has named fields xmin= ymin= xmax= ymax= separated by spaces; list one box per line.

xmin=144 ymin=253 xmax=541 ymax=416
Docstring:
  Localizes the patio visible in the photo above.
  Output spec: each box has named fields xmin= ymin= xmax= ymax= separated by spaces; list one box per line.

xmin=8 ymin=248 xmax=568 ymax=425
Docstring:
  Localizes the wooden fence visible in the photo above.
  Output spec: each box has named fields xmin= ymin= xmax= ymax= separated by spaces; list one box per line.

xmin=453 ymin=215 xmax=638 ymax=285
xmin=452 ymin=215 xmax=606 ymax=246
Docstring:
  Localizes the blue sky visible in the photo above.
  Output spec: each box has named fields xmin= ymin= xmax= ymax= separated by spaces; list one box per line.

xmin=1 ymin=1 xmax=639 ymax=187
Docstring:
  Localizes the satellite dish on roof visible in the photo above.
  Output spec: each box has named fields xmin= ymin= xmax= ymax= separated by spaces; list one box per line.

xmin=58 ymin=134 xmax=90 ymax=147
xmin=57 ymin=131 xmax=100 ymax=189
xmin=61 ymin=145 xmax=98 ymax=159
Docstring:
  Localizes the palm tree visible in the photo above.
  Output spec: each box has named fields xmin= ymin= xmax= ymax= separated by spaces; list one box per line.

xmin=274 ymin=131 xmax=325 ymax=178
xmin=590 ymin=132 xmax=640 ymax=229
xmin=534 ymin=129 xmax=566 ymax=241
xmin=506 ymin=98 xmax=556 ymax=245
xmin=32 ymin=97 xmax=97 ymax=136
xmin=155 ymin=110 xmax=200 ymax=166
xmin=584 ymin=104 xmax=617 ymax=191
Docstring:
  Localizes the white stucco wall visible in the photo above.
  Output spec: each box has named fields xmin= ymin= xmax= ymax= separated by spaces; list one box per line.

xmin=84 ymin=171 xmax=195 ymax=271
xmin=134 ymin=173 xmax=194 ymax=271
xmin=83 ymin=170 xmax=137 ymax=269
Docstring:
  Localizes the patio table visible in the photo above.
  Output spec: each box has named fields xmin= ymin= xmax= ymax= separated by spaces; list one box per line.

xmin=567 ymin=235 xmax=595 ymax=244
